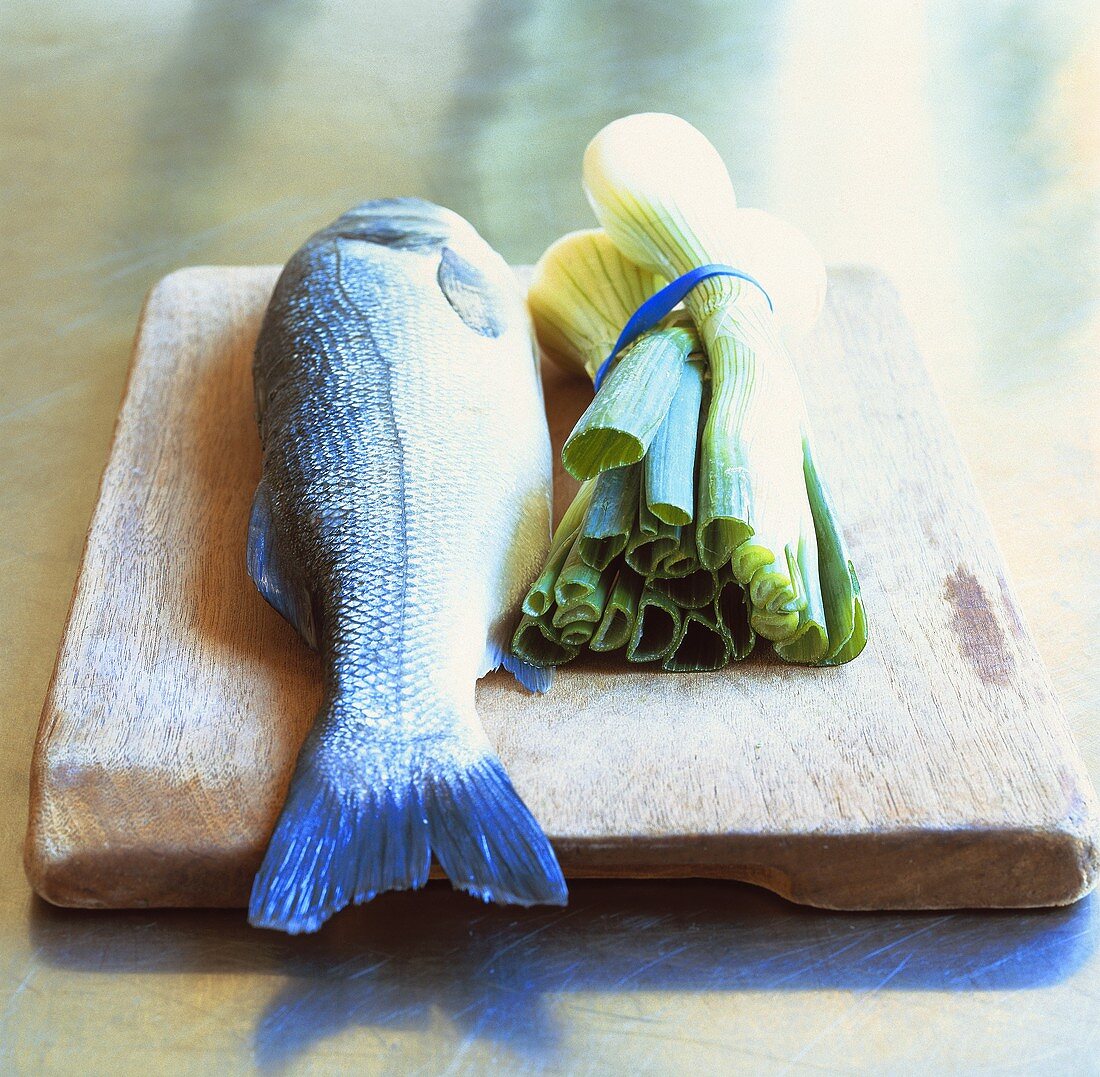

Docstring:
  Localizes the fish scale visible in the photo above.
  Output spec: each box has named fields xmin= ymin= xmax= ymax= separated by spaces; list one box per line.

xmin=246 ymin=198 xmax=564 ymax=934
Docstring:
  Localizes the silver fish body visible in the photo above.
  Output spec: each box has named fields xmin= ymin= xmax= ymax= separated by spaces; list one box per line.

xmin=247 ymin=198 xmax=564 ymax=934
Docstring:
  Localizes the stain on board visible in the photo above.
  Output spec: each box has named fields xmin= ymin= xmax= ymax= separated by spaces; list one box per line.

xmin=944 ymin=566 xmax=1015 ymax=685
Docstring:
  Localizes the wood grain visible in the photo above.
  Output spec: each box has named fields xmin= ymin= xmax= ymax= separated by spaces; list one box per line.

xmin=24 ymin=265 xmax=1099 ymax=912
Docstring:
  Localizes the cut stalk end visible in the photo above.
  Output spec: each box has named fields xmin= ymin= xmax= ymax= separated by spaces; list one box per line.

xmin=562 ymin=429 xmax=645 ymax=481
xmin=626 ymin=588 xmax=682 ymax=662
xmin=697 ymin=517 xmax=754 ymax=571
xmin=663 ymin=609 xmax=731 ymax=672
xmin=511 ymin=614 xmax=579 ymax=667
xmin=648 ymin=503 xmax=692 ymax=527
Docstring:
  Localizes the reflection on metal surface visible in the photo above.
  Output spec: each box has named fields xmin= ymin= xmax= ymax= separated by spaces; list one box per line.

xmin=432 ymin=0 xmax=784 ymax=260
xmin=928 ymin=0 xmax=1098 ymax=385
xmin=2 ymin=0 xmax=1098 ymax=1070
xmin=120 ymin=0 xmax=318 ymax=274
xmin=28 ymin=884 xmax=1096 ymax=1070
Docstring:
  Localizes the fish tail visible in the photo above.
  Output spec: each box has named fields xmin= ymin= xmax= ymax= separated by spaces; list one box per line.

xmin=248 ymin=697 xmax=567 ymax=934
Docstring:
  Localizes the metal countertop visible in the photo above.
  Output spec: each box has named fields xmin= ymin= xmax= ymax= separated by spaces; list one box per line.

xmin=2 ymin=1 xmax=1097 ymax=1072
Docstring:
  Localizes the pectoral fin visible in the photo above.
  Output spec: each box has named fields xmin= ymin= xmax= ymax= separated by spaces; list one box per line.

xmin=480 ymin=630 xmax=553 ymax=693
xmin=437 ymin=246 xmax=507 ymax=338
xmin=247 ymin=482 xmax=320 ymax=650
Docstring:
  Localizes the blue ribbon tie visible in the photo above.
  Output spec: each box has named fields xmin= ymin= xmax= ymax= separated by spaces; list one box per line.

xmin=592 ymin=263 xmax=773 ymax=391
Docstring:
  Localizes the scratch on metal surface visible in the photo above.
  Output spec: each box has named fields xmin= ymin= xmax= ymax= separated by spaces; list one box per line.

xmin=1 ymin=967 xmax=37 ymax=1025
xmin=857 ymin=915 xmax=954 ymax=962
xmin=0 ymin=380 xmax=90 ymax=427
xmin=961 ymin=925 xmax=1092 ymax=982
xmin=346 ymin=958 xmax=393 ymax=980
xmin=750 ymin=924 xmax=881 ymax=971
xmin=473 ymin=912 xmax=580 ymax=974
xmin=562 ymin=1004 xmax=666 ymax=1025
xmin=769 ymin=933 xmax=879 ymax=988
xmin=610 ymin=944 xmax=690 ymax=989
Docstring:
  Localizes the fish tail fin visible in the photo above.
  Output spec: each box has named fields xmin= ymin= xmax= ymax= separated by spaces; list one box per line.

xmin=248 ymin=697 xmax=567 ymax=935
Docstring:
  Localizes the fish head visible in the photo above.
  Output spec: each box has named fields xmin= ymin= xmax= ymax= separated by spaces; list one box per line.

xmin=323 ymin=198 xmax=517 ymax=339
xmin=324 ymin=198 xmax=487 ymax=260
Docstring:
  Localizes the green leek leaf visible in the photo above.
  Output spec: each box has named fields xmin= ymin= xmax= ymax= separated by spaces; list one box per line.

xmin=511 ymin=612 xmax=578 ymax=667
xmin=663 ymin=606 xmax=731 ymax=672
xmin=644 ymin=357 xmax=705 ymax=526
xmin=577 ymin=464 xmax=641 ymax=570
xmin=562 ymin=326 xmax=693 ymax=480
xmin=647 ymin=568 xmax=717 ymax=609
xmin=590 ymin=567 xmax=643 ymax=651
xmin=522 ymin=480 xmax=594 ymax=617
xmin=626 ymin=585 xmax=682 ymax=662
xmin=714 ymin=568 xmax=755 ymax=660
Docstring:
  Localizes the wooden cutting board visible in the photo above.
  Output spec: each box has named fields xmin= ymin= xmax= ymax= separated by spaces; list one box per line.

xmin=25 ymin=265 xmax=1098 ymax=913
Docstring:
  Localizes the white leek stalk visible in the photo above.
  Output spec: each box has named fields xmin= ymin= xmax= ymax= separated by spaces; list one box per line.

xmin=526 ymin=229 xmax=665 ymax=381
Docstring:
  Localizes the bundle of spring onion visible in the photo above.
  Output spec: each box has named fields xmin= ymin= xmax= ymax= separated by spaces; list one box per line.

xmin=512 ymin=113 xmax=866 ymax=673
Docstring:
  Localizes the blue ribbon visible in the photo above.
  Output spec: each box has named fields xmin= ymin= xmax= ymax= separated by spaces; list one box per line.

xmin=592 ymin=263 xmax=773 ymax=391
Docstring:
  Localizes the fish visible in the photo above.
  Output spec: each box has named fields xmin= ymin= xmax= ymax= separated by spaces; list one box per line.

xmin=246 ymin=197 xmax=566 ymax=934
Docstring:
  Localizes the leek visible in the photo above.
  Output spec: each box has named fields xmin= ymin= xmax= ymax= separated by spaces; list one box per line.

xmin=582 ymin=113 xmax=844 ymax=648
xmin=774 ymin=438 xmax=867 ymax=664
xmin=626 ymin=586 xmax=682 ymax=662
xmin=663 ymin=606 xmax=731 ymax=672
xmin=625 ymin=513 xmax=680 ymax=578
xmin=552 ymin=558 xmax=614 ymax=627
xmin=554 ymin=535 xmax=603 ymax=610
xmin=522 ymin=480 xmax=594 ymax=616
xmin=644 ymin=356 xmax=705 ymax=526
xmin=655 ymin=520 xmax=698 ymax=578
xmin=562 ymin=326 xmax=693 ymax=479
xmin=590 ymin=567 xmax=643 ymax=651
xmin=647 ymin=568 xmax=717 ymax=610
xmin=558 ymin=614 xmax=598 ymax=649
xmin=511 ymin=612 xmax=578 ymax=667
xmin=527 ymin=228 xmax=665 ymax=382
xmin=577 ymin=463 xmax=640 ymax=570
xmin=715 ymin=569 xmax=755 ymax=660
xmin=510 ymin=112 xmax=865 ymax=672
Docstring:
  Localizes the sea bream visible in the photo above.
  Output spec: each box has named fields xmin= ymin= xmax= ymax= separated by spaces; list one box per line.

xmin=247 ymin=198 xmax=565 ymax=934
